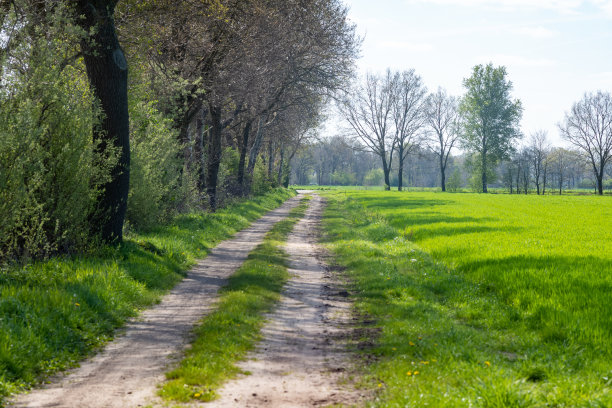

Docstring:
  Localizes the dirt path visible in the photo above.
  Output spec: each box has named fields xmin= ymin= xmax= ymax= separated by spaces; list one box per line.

xmin=212 ymin=193 xmax=361 ymax=408
xmin=10 ymin=195 xmax=304 ymax=408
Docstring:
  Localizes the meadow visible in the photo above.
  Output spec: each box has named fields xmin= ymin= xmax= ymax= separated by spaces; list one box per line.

xmin=321 ymin=190 xmax=612 ymax=407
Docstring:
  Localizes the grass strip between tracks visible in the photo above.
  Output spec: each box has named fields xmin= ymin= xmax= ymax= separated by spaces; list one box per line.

xmin=159 ymin=195 xmax=311 ymax=403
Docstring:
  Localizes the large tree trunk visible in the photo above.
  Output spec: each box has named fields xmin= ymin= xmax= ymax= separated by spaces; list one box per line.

xmin=382 ymin=156 xmax=391 ymax=191
xmin=206 ymin=105 xmax=223 ymax=210
xmin=77 ymin=0 xmax=129 ymax=244
xmin=244 ymin=117 xmax=266 ymax=194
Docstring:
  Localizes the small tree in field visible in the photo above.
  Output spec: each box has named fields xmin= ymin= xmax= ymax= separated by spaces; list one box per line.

xmin=460 ymin=64 xmax=522 ymax=193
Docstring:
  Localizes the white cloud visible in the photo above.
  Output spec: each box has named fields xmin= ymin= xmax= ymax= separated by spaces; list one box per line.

xmin=378 ymin=41 xmax=434 ymax=52
xmin=513 ymin=26 xmax=559 ymax=38
xmin=476 ymin=54 xmax=558 ymax=67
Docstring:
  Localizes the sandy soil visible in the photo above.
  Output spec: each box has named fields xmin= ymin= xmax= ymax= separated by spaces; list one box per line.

xmin=9 ymin=195 xmax=303 ymax=408
xmin=211 ymin=193 xmax=362 ymax=408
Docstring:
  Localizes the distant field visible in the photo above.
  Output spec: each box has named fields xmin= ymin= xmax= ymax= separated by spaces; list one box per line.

xmin=321 ymin=191 xmax=612 ymax=407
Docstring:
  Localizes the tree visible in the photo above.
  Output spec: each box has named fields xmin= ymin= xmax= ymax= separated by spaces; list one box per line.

xmin=528 ymin=130 xmax=550 ymax=195
xmin=76 ymin=0 xmax=130 ymax=244
xmin=459 ymin=64 xmax=522 ymax=193
xmin=391 ymin=70 xmax=427 ymax=191
xmin=425 ymin=88 xmax=460 ymax=192
xmin=559 ymin=91 xmax=612 ymax=195
xmin=340 ymin=71 xmax=396 ymax=190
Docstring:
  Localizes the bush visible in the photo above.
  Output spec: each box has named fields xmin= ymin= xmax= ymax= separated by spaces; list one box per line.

xmin=126 ymin=100 xmax=182 ymax=230
xmin=330 ymin=170 xmax=357 ymax=186
xmin=446 ymin=168 xmax=463 ymax=192
xmin=0 ymin=17 xmax=115 ymax=261
xmin=364 ymin=168 xmax=384 ymax=186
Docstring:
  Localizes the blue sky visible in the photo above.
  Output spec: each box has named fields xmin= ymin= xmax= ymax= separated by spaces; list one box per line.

xmin=339 ymin=0 xmax=612 ymax=145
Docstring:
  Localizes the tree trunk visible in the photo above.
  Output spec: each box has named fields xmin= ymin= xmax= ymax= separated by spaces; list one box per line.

xmin=481 ymin=153 xmax=488 ymax=193
xmin=77 ymin=0 xmax=129 ymax=244
xmin=237 ymin=120 xmax=252 ymax=193
xmin=267 ymin=140 xmax=274 ymax=180
xmin=440 ymin=154 xmax=446 ymax=192
xmin=382 ymin=156 xmax=391 ymax=191
xmin=277 ymin=148 xmax=284 ymax=186
xmin=194 ymin=108 xmax=206 ymax=193
xmin=206 ymin=105 xmax=223 ymax=210
xmin=397 ymin=147 xmax=403 ymax=191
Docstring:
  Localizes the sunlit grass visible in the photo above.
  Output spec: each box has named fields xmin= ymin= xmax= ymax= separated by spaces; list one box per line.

xmin=0 ymin=188 xmax=295 ymax=404
xmin=158 ymin=196 xmax=311 ymax=402
xmin=321 ymin=191 xmax=612 ymax=407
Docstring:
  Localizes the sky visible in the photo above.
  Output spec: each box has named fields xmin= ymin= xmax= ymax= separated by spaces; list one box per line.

xmin=331 ymin=0 xmax=612 ymax=145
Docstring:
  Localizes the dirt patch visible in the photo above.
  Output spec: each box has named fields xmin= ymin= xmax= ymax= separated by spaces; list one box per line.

xmin=9 ymin=195 xmax=303 ymax=408
xmin=211 ymin=193 xmax=364 ymax=408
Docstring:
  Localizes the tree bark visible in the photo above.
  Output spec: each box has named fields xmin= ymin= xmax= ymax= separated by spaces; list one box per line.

xmin=206 ymin=105 xmax=223 ymax=210
xmin=440 ymin=154 xmax=446 ymax=192
xmin=77 ymin=0 xmax=129 ymax=244
xmin=481 ymin=151 xmax=488 ymax=193
xmin=194 ymin=108 xmax=206 ymax=193
xmin=237 ymin=120 xmax=252 ymax=193
xmin=397 ymin=146 xmax=404 ymax=192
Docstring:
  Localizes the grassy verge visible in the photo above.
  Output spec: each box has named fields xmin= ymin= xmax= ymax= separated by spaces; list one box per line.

xmin=158 ymin=196 xmax=311 ymax=403
xmin=0 ymin=188 xmax=295 ymax=405
xmin=321 ymin=191 xmax=611 ymax=407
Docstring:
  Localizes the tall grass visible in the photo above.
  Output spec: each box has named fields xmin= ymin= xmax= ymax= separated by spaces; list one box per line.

xmin=321 ymin=191 xmax=611 ymax=407
xmin=0 ymin=189 xmax=295 ymax=405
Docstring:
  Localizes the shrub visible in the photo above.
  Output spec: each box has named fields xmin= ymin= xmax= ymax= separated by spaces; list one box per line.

xmin=126 ymin=100 xmax=182 ymax=230
xmin=0 ymin=16 xmax=115 ymax=261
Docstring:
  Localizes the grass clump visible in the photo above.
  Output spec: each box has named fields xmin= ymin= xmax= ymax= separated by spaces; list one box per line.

xmin=320 ymin=190 xmax=612 ymax=407
xmin=0 ymin=188 xmax=295 ymax=405
xmin=158 ymin=196 xmax=310 ymax=403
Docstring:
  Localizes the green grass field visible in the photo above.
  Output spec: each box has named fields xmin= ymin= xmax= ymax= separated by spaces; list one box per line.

xmin=321 ymin=190 xmax=611 ymax=407
xmin=0 ymin=188 xmax=295 ymax=405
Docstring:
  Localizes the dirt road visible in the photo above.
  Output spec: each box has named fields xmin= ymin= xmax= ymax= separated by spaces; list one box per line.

xmin=212 ymin=193 xmax=360 ymax=408
xmin=10 ymin=195 xmax=304 ymax=408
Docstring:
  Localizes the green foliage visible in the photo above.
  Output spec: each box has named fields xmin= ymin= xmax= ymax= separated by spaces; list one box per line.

xmin=159 ymin=196 xmax=310 ymax=402
xmin=127 ymin=100 xmax=182 ymax=230
xmin=320 ymin=190 xmax=611 ymax=407
xmin=330 ymin=170 xmax=357 ymax=186
xmin=364 ymin=168 xmax=384 ymax=186
xmin=460 ymin=64 xmax=522 ymax=191
xmin=250 ymin=160 xmax=276 ymax=196
xmin=0 ymin=14 xmax=116 ymax=261
xmin=446 ymin=168 xmax=463 ymax=192
xmin=0 ymin=188 xmax=295 ymax=404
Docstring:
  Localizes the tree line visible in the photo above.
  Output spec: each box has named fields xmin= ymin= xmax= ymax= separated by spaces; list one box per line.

xmin=0 ymin=0 xmax=359 ymax=261
xmin=292 ymin=63 xmax=612 ymax=195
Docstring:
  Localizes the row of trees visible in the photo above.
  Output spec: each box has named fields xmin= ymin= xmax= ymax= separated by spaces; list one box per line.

xmin=327 ymin=63 xmax=611 ymax=195
xmin=0 ymin=0 xmax=359 ymax=261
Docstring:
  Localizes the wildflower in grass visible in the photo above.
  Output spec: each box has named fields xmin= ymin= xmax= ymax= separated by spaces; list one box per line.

xmin=414 ymin=371 xmax=420 ymax=375
xmin=410 ymin=258 xmax=417 ymax=262
xmin=74 ymin=303 xmax=80 ymax=307
xmin=421 ymin=361 xmax=429 ymax=365
xmin=392 ymin=347 xmax=396 ymax=351
xmin=378 ymin=383 xmax=383 ymax=388
xmin=432 ymin=359 xmax=437 ymax=362
xmin=484 ymin=361 xmax=491 ymax=367
xmin=409 ymin=341 xmax=415 ymax=346
xmin=194 ymin=393 xmax=201 ymax=398
xmin=406 ymin=371 xmax=412 ymax=376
